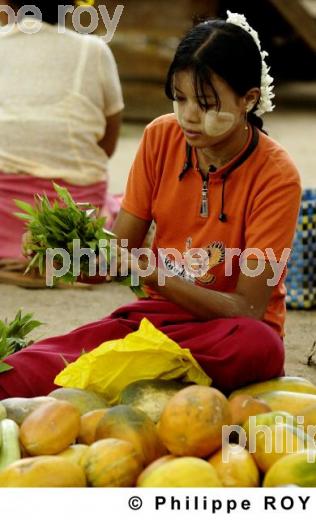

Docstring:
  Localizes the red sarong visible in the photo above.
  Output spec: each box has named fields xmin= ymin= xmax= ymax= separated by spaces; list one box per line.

xmin=0 ymin=299 xmax=284 ymax=399
xmin=0 ymin=172 xmax=121 ymax=260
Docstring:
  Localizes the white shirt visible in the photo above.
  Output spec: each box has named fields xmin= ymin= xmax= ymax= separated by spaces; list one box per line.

xmin=0 ymin=18 xmax=124 ymax=185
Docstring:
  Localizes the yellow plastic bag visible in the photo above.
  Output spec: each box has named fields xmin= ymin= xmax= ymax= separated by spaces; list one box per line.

xmin=54 ymin=318 xmax=211 ymax=404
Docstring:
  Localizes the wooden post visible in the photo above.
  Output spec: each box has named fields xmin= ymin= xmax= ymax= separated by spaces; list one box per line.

xmin=268 ymin=0 xmax=316 ymax=53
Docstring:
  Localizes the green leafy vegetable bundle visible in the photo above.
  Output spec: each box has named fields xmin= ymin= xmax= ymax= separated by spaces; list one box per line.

xmin=15 ymin=183 xmax=146 ymax=296
xmin=0 ymin=311 xmax=42 ymax=373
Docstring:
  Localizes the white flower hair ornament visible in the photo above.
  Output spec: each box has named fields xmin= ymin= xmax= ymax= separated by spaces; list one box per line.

xmin=226 ymin=11 xmax=275 ymax=116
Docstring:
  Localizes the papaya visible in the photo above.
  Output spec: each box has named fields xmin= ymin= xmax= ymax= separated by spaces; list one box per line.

xmin=119 ymin=379 xmax=189 ymax=423
xmin=208 ymin=444 xmax=260 ymax=487
xmin=257 ymin=391 xmax=316 ymax=415
xmin=242 ymin=410 xmax=296 ymax=445
xmin=296 ymin=403 xmax=316 ymax=432
xmin=157 ymin=385 xmax=231 ymax=457
xmin=263 ymin=450 xmax=316 ymax=487
xmin=78 ymin=409 xmax=109 ymax=445
xmin=96 ymin=405 xmax=167 ymax=465
xmin=137 ymin=456 xmax=222 ymax=487
xmin=49 ymin=388 xmax=109 ymax=415
xmin=20 ymin=400 xmax=81 ymax=456
xmin=0 ymin=456 xmax=86 ymax=487
xmin=82 ymin=438 xmax=143 ymax=487
xmin=228 ymin=394 xmax=271 ymax=425
xmin=0 ymin=396 xmax=56 ymax=425
xmin=250 ymin=423 xmax=314 ymax=473
xmin=137 ymin=455 xmax=176 ymax=486
xmin=58 ymin=444 xmax=89 ymax=467
xmin=229 ymin=376 xmax=316 ymax=400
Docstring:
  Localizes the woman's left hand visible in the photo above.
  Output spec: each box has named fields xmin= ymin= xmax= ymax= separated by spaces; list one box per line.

xmin=109 ymin=243 xmax=158 ymax=285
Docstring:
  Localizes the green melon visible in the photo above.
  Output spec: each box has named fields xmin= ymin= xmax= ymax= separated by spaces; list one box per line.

xmin=0 ymin=402 xmax=7 ymax=421
xmin=119 ymin=379 xmax=190 ymax=423
xmin=49 ymin=388 xmax=109 ymax=415
xmin=1 ymin=397 xmax=56 ymax=426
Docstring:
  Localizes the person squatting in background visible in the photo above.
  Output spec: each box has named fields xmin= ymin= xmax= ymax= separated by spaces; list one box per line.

xmin=0 ymin=0 xmax=124 ymax=260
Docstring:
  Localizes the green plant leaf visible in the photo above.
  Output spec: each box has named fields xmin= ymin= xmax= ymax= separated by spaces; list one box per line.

xmin=0 ymin=310 xmax=43 ymax=366
xmin=0 ymin=362 xmax=12 ymax=374
xmin=53 ymin=183 xmax=77 ymax=209
xmin=130 ymin=285 xmax=148 ymax=298
xmin=24 ymin=252 xmax=40 ymax=274
xmin=13 ymin=212 xmax=34 ymax=221
xmin=14 ymin=199 xmax=36 ymax=215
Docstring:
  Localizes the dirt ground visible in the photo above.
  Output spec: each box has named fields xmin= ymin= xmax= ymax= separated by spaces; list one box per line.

xmin=1 ymin=85 xmax=316 ymax=385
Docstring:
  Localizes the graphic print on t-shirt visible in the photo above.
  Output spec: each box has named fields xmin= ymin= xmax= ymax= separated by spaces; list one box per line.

xmin=195 ymin=240 xmax=226 ymax=285
xmin=160 ymin=238 xmax=226 ymax=286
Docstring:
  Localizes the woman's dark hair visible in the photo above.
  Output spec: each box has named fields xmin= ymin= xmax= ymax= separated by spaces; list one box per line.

xmin=165 ymin=19 xmax=265 ymax=130
xmin=10 ymin=1 xmax=74 ymax=25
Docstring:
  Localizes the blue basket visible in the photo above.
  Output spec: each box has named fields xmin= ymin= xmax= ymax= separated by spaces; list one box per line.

xmin=285 ymin=189 xmax=316 ymax=309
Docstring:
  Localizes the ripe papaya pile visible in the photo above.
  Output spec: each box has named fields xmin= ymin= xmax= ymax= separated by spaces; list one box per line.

xmin=0 ymin=376 xmax=316 ymax=487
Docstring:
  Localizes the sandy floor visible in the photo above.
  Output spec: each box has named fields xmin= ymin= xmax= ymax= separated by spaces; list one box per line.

xmin=1 ymin=89 xmax=316 ymax=386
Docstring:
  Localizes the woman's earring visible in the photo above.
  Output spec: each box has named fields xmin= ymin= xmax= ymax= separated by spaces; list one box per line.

xmin=244 ymin=110 xmax=249 ymax=131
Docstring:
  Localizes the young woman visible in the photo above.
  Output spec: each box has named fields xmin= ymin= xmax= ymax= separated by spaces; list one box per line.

xmin=0 ymin=12 xmax=301 ymax=398
xmin=0 ymin=0 xmax=124 ymax=260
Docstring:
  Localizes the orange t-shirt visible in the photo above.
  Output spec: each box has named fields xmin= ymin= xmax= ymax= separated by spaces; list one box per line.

xmin=121 ymin=114 xmax=302 ymax=337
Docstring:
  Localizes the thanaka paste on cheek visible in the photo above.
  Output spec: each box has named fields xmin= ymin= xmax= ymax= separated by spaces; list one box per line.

xmin=173 ymin=101 xmax=181 ymax=124
xmin=173 ymin=100 xmax=235 ymax=137
xmin=203 ymin=110 xmax=235 ymax=137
